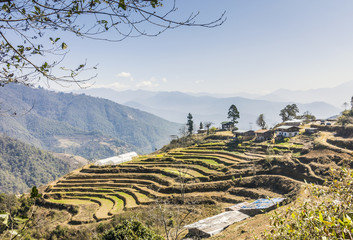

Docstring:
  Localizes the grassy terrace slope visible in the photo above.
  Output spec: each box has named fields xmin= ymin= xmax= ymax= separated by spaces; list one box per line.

xmin=41 ymin=132 xmax=348 ymax=225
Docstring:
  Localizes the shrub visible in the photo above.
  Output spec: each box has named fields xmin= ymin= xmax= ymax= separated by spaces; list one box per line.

xmin=263 ymin=168 xmax=353 ymax=239
xmin=101 ymin=220 xmax=164 ymax=240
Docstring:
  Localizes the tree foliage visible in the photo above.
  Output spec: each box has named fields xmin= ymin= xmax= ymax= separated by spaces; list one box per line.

xmin=256 ymin=113 xmax=266 ymax=129
xmin=186 ymin=113 xmax=193 ymax=135
xmin=298 ymin=110 xmax=316 ymax=123
xmin=279 ymin=104 xmax=299 ymax=122
xmin=101 ymin=220 xmax=163 ymax=240
xmin=264 ymin=168 xmax=353 ymax=240
xmin=203 ymin=121 xmax=213 ymax=135
xmin=0 ymin=133 xmax=71 ymax=194
xmin=227 ymin=104 xmax=240 ymax=125
xmin=0 ymin=0 xmax=225 ymax=87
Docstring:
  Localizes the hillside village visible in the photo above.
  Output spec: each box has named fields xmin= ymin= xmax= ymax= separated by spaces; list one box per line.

xmin=1 ymin=101 xmax=352 ymax=239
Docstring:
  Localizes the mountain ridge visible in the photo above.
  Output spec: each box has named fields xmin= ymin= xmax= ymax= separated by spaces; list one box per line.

xmin=74 ymin=88 xmax=340 ymax=129
xmin=0 ymin=84 xmax=180 ymax=159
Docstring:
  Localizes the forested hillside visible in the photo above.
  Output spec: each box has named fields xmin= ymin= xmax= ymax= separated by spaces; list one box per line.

xmin=0 ymin=84 xmax=180 ymax=158
xmin=0 ymin=134 xmax=72 ymax=194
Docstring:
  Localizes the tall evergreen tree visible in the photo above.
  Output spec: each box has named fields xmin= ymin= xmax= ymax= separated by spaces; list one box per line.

xmin=187 ymin=113 xmax=194 ymax=135
xmin=227 ymin=104 xmax=240 ymax=126
xmin=256 ymin=114 xmax=267 ymax=129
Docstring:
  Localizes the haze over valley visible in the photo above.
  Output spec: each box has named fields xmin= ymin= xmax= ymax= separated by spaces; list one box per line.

xmin=74 ymin=82 xmax=344 ymax=130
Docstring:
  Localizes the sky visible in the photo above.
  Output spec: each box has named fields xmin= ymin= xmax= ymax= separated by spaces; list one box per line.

xmin=50 ymin=0 xmax=353 ymax=95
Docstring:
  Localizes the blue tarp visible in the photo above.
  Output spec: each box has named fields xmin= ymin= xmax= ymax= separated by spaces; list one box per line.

xmin=241 ymin=198 xmax=285 ymax=210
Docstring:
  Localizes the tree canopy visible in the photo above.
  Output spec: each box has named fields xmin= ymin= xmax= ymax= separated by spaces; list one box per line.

xmin=102 ymin=220 xmax=163 ymax=240
xmin=279 ymin=104 xmax=299 ymax=122
xmin=0 ymin=0 xmax=225 ymax=87
xmin=227 ymin=104 xmax=240 ymax=125
xmin=186 ymin=113 xmax=193 ymax=135
xmin=256 ymin=113 xmax=266 ymax=129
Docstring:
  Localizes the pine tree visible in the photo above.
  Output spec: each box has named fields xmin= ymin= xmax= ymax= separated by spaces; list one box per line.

xmin=187 ymin=113 xmax=194 ymax=135
xmin=227 ymin=104 xmax=240 ymax=126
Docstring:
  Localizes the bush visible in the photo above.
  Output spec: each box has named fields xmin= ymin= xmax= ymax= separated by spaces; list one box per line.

xmin=101 ymin=220 xmax=164 ymax=240
xmin=263 ymin=168 xmax=353 ymax=239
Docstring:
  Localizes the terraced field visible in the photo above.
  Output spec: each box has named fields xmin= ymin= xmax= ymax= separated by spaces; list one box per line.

xmin=42 ymin=133 xmax=348 ymax=225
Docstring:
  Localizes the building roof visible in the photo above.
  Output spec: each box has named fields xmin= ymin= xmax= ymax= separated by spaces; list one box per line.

xmin=305 ymin=128 xmax=318 ymax=131
xmin=94 ymin=152 xmax=138 ymax=166
xmin=276 ymin=126 xmax=299 ymax=130
xmin=184 ymin=211 xmax=249 ymax=237
xmin=284 ymin=119 xmax=303 ymax=124
xmin=255 ymin=129 xmax=271 ymax=134
xmin=221 ymin=121 xmax=233 ymax=125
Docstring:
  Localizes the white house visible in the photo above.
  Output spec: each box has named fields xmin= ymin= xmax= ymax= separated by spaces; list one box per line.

xmin=275 ymin=126 xmax=300 ymax=138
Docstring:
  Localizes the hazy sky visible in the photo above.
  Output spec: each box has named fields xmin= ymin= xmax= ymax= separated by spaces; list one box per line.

xmin=53 ymin=0 xmax=353 ymax=95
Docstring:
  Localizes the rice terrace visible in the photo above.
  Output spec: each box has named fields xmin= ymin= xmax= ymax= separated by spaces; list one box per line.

xmin=38 ymin=124 xmax=353 ymax=238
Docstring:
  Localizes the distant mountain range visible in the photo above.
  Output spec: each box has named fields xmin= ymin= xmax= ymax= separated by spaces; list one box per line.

xmin=74 ymin=88 xmax=341 ymax=130
xmin=257 ymin=80 xmax=353 ymax=108
xmin=0 ymin=84 xmax=180 ymax=159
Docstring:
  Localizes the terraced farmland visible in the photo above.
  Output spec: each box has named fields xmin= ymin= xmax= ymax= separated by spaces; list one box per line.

xmin=42 ymin=134 xmax=348 ymax=225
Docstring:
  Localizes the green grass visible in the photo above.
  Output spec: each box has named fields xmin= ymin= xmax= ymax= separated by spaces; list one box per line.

xmin=164 ymin=169 xmax=194 ymax=178
xmin=48 ymin=199 xmax=95 ymax=205
xmin=115 ymin=192 xmax=137 ymax=208
xmin=79 ymin=196 xmax=114 ymax=219
xmin=277 ymin=143 xmax=304 ymax=148
xmin=133 ymin=191 xmax=151 ymax=202
xmin=201 ymin=159 xmax=220 ymax=165
xmin=292 ymin=152 xmax=301 ymax=157
xmin=108 ymin=195 xmax=124 ymax=214
xmin=191 ymin=165 xmax=220 ymax=174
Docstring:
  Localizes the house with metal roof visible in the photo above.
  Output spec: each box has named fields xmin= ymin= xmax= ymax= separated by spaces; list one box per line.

xmin=255 ymin=129 xmax=274 ymax=142
xmin=275 ymin=126 xmax=300 ymax=138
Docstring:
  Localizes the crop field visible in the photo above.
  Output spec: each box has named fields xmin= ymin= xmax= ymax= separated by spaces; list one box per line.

xmin=42 ymin=133 xmax=351 ymax=225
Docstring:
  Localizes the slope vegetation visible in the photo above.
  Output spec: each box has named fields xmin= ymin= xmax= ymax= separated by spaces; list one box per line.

xmin=0 ymin=84 xmax=180 ymax=159
xmin=0 ymin=134 xmax=76 ymax=194
xmin=40 ymin=132 xmax=349 ymax=225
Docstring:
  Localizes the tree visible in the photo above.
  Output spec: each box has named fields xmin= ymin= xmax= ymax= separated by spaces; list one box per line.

xmin=343 ymin=102 xmax=349 ymax=111
xmin=186 ymin=113 xmax=193 ymax=135
xmin=203 ymin=121 xmax=213 ymax=135
xmin=279 ymin=104 xmax=299 ymax=122
xmin=199 ymin=122 xmax=203 ymax=130
xmin=299 ymin=111 xmax=316 ymax=123
xmin=102 ymin=220 xmax=163 ymax=240
xmin=227 ymin=104 xmax=240 ymax=125
xmin=178 ymin=125 xmax=188 ymax=138
xmin=0 ymin=0 xmax=225 ymax=87
xmin=256 ymin=113 xmax=267 ymax=129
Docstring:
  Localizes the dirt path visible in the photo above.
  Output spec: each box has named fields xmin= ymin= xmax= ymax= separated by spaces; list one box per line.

xmin=317 ymin=132 xmax=353 ymax=156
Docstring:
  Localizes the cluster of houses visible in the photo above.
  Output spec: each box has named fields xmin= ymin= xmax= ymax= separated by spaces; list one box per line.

xmin=220 ymin=119 xmax=319 ymax=142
